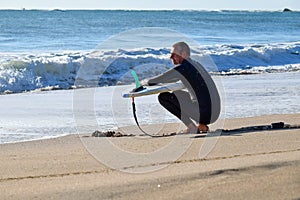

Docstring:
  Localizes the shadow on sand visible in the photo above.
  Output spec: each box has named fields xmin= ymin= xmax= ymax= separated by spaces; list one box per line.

xmin=194 ymin=122 xmax=300 ymax=138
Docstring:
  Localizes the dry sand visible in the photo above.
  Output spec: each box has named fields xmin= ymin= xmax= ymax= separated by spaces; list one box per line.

xmin=0 ymin=114 xmax=299 ymax=200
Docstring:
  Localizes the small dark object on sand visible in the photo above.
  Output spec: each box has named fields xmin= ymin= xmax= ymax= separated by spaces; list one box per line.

xmin=271 ymin=122 xmax=285 ymax=129
xmin=92 ymin=130 xmax=133 ymax=137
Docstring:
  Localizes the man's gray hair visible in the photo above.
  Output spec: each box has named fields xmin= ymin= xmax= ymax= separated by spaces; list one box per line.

xmin=173 ymin=42 xmax=191 ymax=57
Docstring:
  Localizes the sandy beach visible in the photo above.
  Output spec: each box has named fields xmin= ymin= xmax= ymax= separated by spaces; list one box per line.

xmin=0 ymin=113 xmax=299 ymax=200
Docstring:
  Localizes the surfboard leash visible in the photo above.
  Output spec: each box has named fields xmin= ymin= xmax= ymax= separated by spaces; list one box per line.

xmin=131 ymin=96 xmax=159 ymax=137
xmin=129 ymin=70 xmax=173 ymax=137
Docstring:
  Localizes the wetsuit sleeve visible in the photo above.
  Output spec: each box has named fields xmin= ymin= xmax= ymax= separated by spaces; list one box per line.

xmin=147 ymin=67 xmax=181 ymax=85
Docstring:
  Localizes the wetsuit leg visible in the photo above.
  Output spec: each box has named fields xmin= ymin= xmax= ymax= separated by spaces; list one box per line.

xmin=184 ymin=102 xmax=211 ymax=125
xmin=158 ymin=91 xmax=214 ymax=125
xmin=158 ymin=91 xmax=193 ymax=126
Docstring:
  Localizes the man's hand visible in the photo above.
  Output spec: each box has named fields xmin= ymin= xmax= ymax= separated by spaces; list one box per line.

xmin=140 ymin=79 xmax=159 ymax=86
xmin=140 ymin=79 xmax=149 ymax=86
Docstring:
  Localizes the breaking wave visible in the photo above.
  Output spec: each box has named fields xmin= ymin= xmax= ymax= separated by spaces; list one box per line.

xmin=0 ymin=42 xmax=299 ymax=94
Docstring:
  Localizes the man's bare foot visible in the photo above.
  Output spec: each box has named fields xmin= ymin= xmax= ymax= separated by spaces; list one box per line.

xmin=178 ymin=123 xmax=209 ymax=134
xmin=198 ymin=124 xmax=209 ymax=133
xmin=179 ymin=123 xmax=198 ymax=134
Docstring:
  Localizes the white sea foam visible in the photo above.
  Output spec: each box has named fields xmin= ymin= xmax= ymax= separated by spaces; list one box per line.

xmin=0 ymin=42 xmax=299 ymax=94
xmin=0 ymin=72 xmax=299 ymax=144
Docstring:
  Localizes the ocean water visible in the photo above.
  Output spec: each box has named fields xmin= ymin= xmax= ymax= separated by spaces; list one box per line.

xmin=0 ymin=10 xmax=300 ymax=93
xmin=0 ymin=10 xmax=300 ymax=144
xmin=1 ymin=10 xmax=300 ymax=51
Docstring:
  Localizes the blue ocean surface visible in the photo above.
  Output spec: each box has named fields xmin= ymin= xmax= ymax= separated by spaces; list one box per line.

xmin=1 ymin=10 xmax=300 ymax=51
xmin=0 ymin=10 xmax=300 ymax=93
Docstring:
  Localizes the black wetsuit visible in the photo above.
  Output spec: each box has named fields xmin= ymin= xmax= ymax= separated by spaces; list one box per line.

xmin=148 ymin=58 xmax=220 ymax=125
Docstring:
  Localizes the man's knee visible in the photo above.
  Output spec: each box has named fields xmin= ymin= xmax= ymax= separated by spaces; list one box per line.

xmin=158 ymin=92 xmax=180 ymax=108
xmin=158 ymin=92 xmax=172 ymax=103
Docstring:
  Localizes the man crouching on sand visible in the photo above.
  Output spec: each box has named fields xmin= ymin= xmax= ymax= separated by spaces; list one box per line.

xmin=143 ymin=42 xmax=220 ymax=133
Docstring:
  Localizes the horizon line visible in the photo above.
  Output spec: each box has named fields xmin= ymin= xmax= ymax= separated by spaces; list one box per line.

xmin=0 ymin=8 xmax=298 ymax=12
